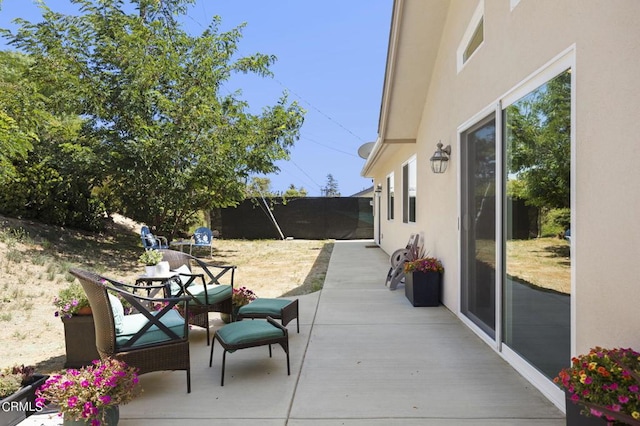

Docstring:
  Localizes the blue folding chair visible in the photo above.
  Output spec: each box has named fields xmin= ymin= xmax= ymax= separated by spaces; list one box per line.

xmin=190 ymin=227 xmax=214 ymax=257
xmin=140 ymin=226 xmax=169 ymax=250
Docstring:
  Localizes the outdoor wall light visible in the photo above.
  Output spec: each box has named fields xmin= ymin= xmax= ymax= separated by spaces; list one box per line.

xmin=375 ymin=183 xmax=383 ymax=193
xmin=430 ymin=141 xmax=452 ymax=174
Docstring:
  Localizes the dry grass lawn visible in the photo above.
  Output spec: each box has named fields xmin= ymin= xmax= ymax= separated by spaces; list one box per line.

xmin=476 ymin=236 xmax=570 ymax=294
xmin=0 ymin=214 xmax=333 ymax=373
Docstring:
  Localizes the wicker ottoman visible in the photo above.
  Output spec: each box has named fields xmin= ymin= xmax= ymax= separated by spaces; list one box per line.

xmin=236 ymin=298 xmax=299 ymax=333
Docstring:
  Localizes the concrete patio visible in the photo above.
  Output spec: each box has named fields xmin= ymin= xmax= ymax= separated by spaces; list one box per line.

xmin=25 ymin=240 xmax=565 ymax=425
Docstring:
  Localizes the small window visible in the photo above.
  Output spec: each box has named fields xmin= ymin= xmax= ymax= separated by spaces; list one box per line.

xmin=402 ymin=157 xmax=416 ymax=223
xmin=457 ymin=0 xmax=484 ymax=72
xmin=463 ymin=18 xmax=483 ymax=63
xmin=387 ymin=173 xmax=395 ymax=220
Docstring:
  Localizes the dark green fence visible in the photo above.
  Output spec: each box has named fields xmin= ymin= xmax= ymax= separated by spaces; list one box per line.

xmin=211 ymin=197 xmax=373 ymax=240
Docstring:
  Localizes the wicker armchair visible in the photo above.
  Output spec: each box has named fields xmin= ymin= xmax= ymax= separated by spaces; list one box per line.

xmin=69 ymin=268 xmax=192 ymax=393
xmin=160 ymin=249 xmax=236 ymax=345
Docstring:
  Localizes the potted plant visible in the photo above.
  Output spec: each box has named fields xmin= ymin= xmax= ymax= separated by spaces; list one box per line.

xmin=403 ymin=256 xmax=444 ymax=307
xmin=554 ymin=347 xmax=640 ymax=426
xmin=36 ymin=358 xmax=141 ymax=426
xmin=54 ymin=283 xmax=100 ymax=368
xmin=138 ymin=249 xmax=166 ymax=276
xmin=221 ymin=286 xmax=257 ymax=324
xmin=54 ymin=282 xmax=92 ymax=317
xmin=0 ymin=365 xmax=48 ymax=426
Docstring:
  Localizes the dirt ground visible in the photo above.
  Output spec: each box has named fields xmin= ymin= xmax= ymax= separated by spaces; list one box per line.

xmin=0 ymin=214 xmax=333 ymax=373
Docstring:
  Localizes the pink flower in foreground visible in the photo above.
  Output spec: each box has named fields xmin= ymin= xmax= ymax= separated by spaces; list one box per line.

xmin=67 ymin=396 xmax=78 ymax=408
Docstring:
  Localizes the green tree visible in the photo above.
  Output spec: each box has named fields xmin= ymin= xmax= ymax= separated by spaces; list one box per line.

xmin=246 ymin=177 xmax=278 ymax=198
xmin=0 ymin=51 xmax=36 ymax=182
xmin=283 ymin=183 xmax=307 ymax=197
xmin=505 ymin=70 xmax=571 ymax=209
xmin=6 ymin=0 xmax=305 ymax=236
xmin=322 ymin=174 xmax=340 ymax=197
xmin=0 ymin=50 xmax=104 ymax=229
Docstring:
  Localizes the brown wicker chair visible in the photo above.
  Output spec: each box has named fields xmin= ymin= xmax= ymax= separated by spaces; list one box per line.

xmin=69 ymin=268 xmax=192 ymax=393
xmin=160 ymin=249 xmax=236 ymax=345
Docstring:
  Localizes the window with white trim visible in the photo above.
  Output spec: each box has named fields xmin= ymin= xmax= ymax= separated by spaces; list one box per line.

xmin=387 ymin=173 xmax=395 ymax=220
xmin=402 ymin=156 xmax=416 ymax=223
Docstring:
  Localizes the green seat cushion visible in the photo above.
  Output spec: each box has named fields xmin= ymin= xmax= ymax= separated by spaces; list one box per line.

xmin=238 ymin=298 xmax=292 ymax=317
xmin=116 ymin=309 xmax=185 ymax=349
xmin=216 ymin=320 xmax=284 ymax=346
xmin=188 ymin=284 xmax=232 ymax=305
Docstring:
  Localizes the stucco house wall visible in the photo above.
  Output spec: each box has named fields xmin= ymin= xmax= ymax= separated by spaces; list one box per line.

xmin=364 ymin=0 xmax=640 ymax=408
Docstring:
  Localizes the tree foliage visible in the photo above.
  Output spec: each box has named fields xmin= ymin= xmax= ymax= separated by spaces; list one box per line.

xmin=322 ymin=173 xmax=340 ymax=197
xmin=0 ymin=49 xmax=105 ymax=229
xmin=505 ymin=70 xmax=571 ymax=209
xmin=3 ymin=0 xmax=305 ymax=236
xmin=246 ymin=177 xmax=278 ymax=198
xmin=283 ymin=183 xmax=307 ymax=198
xmin=0 ymin=51 xmax=37 ymax=182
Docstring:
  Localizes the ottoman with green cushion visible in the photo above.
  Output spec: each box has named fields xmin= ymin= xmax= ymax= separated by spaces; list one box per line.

xmin=209 ymin=316 xmax=290 ymax=386
xmin=236 ymin=298 xmax=299 ymax=333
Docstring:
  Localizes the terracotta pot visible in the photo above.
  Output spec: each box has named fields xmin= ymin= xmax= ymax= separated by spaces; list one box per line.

xmin=76 ymin=306 xmax=92 ymax=316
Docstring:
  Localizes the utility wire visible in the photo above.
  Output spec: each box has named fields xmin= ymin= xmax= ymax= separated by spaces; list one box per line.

xmin=288 ymin=159 xmax=323 ymax=190
xmin=271 ymin=76 xmax=367 ymax=144
xmin=301 ymin=136 xmax=360 ymax=157
xmin=185 ymin=8 xmax=369 ymax=147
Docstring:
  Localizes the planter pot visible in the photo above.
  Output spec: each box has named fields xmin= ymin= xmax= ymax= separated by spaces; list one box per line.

xmin=145 ymin=265 xmax=156 ymax=276
xmin=63 ymin=405 xmax=119 ymax=425
xmin=565 ymin=395 xmax=608 ymax=426
xmin=220 ymin=307 xmax=240 ymax=324
xmin=404 ymin=271 xmax=441 ymax=307
xmin=62 ymin=315 xmax=100 ymax=368
xmin=155 ymin=261 xmax=170 ymax=275
xmin=0 ymin=374 xmax=48 ymax=426
xmin=76 ymin=306 xmax=92 ymax=316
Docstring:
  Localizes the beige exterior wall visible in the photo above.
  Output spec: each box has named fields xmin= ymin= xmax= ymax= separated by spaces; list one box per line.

xmin=366 ymin=0 xmax=640 ymax=392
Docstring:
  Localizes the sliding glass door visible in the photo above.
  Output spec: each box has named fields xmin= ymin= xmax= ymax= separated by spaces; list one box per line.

xmin=460 ymin=115 xmax=496 ymax=338
xmin=502 ymin=69 xmax=571 ymax=379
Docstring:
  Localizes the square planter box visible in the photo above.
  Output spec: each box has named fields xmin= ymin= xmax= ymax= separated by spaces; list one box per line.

xmin=0 ymin=374 xmax=48 ymax=426
xmin=62 ymin=315 xmax=101 ymax=368
xmin=565 ymin=396 xmax=608 ymax=426
xmin=404 ymin=271 xmax=442 ymax=307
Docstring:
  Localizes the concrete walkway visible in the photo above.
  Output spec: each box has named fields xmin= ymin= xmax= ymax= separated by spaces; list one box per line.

xmin=24 ymin=240 xmax=565 ymax=425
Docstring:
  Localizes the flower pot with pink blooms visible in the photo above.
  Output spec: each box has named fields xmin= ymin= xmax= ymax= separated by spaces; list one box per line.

xmin=555 ymin=347 xmax=640 ymax=426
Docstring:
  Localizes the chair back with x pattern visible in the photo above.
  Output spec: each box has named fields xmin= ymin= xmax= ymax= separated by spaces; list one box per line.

xmin=69 ymin=268 xmax=192 ymax=392
xmin=160 ymin=249 xmax=236 ymax=345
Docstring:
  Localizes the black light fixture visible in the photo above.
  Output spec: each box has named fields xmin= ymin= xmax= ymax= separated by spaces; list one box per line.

xmin=430 ymin=141 xmax=451 ymax=174
xmin=375 ymin=183 xmax=382 ymax=193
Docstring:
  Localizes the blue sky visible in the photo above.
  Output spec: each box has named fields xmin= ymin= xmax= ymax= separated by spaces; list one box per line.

xmin=0 ymin=0 xmax=392 ymax=196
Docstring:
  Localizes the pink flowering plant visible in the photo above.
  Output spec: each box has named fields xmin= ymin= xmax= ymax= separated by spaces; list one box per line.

xmin=53 ymin=282 xmax=90 ymax=318
xmin=403 ymin=257 xmax=444 ymax=274
xmin=35 ymin=358 xmax=141 ymax=425
xmin=232 ymin=286 xmax=257 ymax=307
xmin=554 ymin=347 xmax=640 ymax=425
